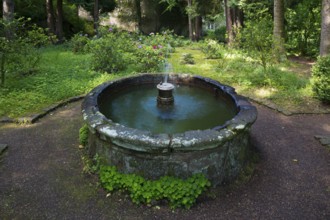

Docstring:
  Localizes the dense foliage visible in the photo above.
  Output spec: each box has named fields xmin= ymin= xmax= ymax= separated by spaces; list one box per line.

xmin=0 ymin=18 xmax=49 ymax=86
xmin=69 ymin=29 xmax=187 ymax=73
xmin=79 ymin=124 xmax=89 ymax=146
xmin=286 ymin=0 xmax=321 ymax=57
xmin=99 ymin=165 xmax=211 ymax=209
xmin=312 ymin=56 xmax=330 ymax=103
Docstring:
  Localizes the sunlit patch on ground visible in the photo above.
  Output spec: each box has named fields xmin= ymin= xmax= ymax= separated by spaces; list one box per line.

xmin=254 ymin=88 xmax=277 ymax=98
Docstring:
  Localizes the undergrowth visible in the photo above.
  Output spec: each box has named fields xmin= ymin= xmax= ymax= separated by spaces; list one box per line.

xmin=0 ymin=46 xmax=130 ymax=118
xmin=99 ymin=165 xmax=211 ymax=209
xmin=169 ymin=47 xmax=317 ymax=112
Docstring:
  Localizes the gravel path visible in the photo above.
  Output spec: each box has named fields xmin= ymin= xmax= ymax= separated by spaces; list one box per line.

xmin=0 ymin=101 xmax=329 ymax=219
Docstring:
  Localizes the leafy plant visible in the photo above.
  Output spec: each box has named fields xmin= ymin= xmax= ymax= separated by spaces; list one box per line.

xmin=200 ymin=39 xmax=224 ymax=59
xmin=285 ymin=0 xmax=321 ymax=57
xmin=0 ymin=17 xmax=44 ymax=86
xmin=238 ymin=13 xmax=274 ymax=70
xmin=311 ymin=56 xmax=330 ymax=103
xmin=133 ymin=44 xmax=166 ymax=72
xmin=79 ymin=124 xmax=89 ymax=146
xmin=99 ymin=165 xmax=211 ymax=209
xmin=88 ymin=32 xmax=135 ymax=73
xmin=70 ymin=33 xmax=90 ymax=53
xmin=180 ymin=53 xmax=195 ymax=64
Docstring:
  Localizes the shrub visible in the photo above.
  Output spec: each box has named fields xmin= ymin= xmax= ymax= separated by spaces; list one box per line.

xmin=311 ymin=56 xmax=330 ymax=103
xmin=238 ymin=14 xmax=274 ymax=70
xmin=79 ymin=124 xmax=89 ymax=146
xmin=133 ymin=44 xmax=166 ymax=72
xmin=0 ymin=17 xmax=43 ymax=86
xmin=200 ymin=39 xmax=224 ymax=59
xmin=25 ymin=25 xmax=50 ymax=47
xmin=204 ymin=26 xmax=226 ymax=43
xmin=89 ymin=31 xmax=167 ymax=73
xmin=70 ymin=33 xmax=90 ymax=53
xmin=180 ymin=53 xmax=195 ymax=64
xmin=88 ymin=32 xmax=135 ymax=73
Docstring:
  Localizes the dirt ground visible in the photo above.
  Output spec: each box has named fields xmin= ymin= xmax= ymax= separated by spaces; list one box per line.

xmin=0 ymin=101 xmax=329 ymax=219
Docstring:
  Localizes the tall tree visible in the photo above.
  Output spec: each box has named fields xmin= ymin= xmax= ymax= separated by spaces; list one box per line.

xmin=273 ymin=0 xmax=285 ymax=59
xmin=3 ymin=0 xmax=14 ymax=39
xmin=187 ymin=0 xmax=194 ymax=40
xmin=224 ymin=0 xmax=233 ymax=45
xmin=55 ymin=0 xmax=64 ymax=41
xmin=3 ymin=0 xmax=14 ymax=21
xmin=93 ymin=0 xmax=99 ymax=35
xmin=134 ymin=0 xmax=142 ymax=32
xmin=46 ymin=0 xmax=56 ymax=35
xmin=320 ymin=0 xmax=330 ymax=56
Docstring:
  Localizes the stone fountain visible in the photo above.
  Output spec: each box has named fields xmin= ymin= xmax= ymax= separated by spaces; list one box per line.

xmin=82 ymin=73 xmax=257 ymax=186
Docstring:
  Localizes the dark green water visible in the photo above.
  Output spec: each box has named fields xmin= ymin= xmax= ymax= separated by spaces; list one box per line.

xmin=99 ymin=85 xmax=237 ymax=134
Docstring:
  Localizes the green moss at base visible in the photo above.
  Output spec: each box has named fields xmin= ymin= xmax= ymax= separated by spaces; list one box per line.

xmin=79 ymin=124 xmax=89 ymax=146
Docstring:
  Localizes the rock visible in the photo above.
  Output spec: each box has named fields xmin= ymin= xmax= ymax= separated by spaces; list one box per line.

xmin=0 ymin=144 xmax=8 ymax=155
xmin=314 ymin=135 xmax=330 ymax=147
xmin=0 ymin=117 xmax=14 ymax=123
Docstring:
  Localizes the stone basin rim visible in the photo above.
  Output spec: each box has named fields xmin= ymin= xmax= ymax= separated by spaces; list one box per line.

xmin=81 ymin=73 xmax=258 ymax=153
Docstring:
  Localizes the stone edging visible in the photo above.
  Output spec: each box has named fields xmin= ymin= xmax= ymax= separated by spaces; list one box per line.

xmin=0 ymin=95 xmax=85 ymax=124
xmin=247 ymin=96 xmax=330 ymax=116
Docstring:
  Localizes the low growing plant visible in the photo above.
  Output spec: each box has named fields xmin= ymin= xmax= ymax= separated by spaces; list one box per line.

xmin=311 ymin=56 xmax=330 ymax=103
xmin=0 ymin=17 xmax=44 ymax=86
xmin=79 ymin=124 xmax=89 ymax=146
xmin=180 ymin=53 xmax=195 ymax=64
xmin=88 ymin=32 xmax=135 ymax=73
xmin=200 ymin=39 xmax=224 ymax=59
xmin=70 ymin=33 xmax=90 ymax=53
xmin=99 ymin=165 xmax=211 ymax=209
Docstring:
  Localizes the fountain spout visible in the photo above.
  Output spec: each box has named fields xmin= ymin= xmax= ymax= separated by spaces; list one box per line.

xmin=157 ymin=82 xmax=174 ymax=106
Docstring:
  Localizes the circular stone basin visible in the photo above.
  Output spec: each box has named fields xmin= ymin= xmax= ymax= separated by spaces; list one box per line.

xmin=82 ymin=74 xmax=257 ymax=186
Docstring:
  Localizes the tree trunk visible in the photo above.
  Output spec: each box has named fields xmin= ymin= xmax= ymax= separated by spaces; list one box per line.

xmin=55 ymin=0 xmax=64 ymax=42
xmin=187 ymin=0 xmax=194 ymax=41
xmin=273 ymin=0 xmax=285 ymax=59
xmin=233 ymin=7 xmax=243 ymax=29
xmin=194 ymin=15 xmax=202 ymax=41
xmin=94 ymin=0 xmax=99 ymax=36
xmin=0 ymin=53 xmax=5 ymax=86
xmin=2 ymin=0 xmax=14 ymax=21
xmin=3 ymin=0 xmax=15 ymax=39
xmin=320 ymin=0 xmax=330 ymax=56
xmin=224 ymin=0 xmax=234 ymax=45
xmin=46 ymin=0 xmax=56 ymax=35
xmin=134 ymin=0 xmax=142 ymax=33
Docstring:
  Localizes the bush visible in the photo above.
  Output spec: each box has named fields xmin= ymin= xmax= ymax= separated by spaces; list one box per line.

xmin=0 ymin=17 xmax=43 ymax=86
xmin=133 ymin=44 xmax=166 ymax=72
xmin=88 ymin=31 xmax=167 ymax=73
xmin=311 ymin=56 xmax=330 ymax=103
xmin=204 ymin=26 xmax=226 ymax=43
xmin=238 ymin=14 xmax=274 ymax=70
xmin=88 ymin=32 xmax=135 ymax=73
xmin=180 ymin=53 xmax=195 ymax=64
xmin=200 ymin=39 xmax=224 ymax=59
xmin=70 ymin=33 xmax=90 ymax=53
xmin=79 ymin=124 xmax=89 ymax=146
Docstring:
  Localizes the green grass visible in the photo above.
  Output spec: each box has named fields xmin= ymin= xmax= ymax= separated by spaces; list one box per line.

xmin=0 ymin=46 xmax=132 ymax=118
xmin=0 ymin=44 xmax=328 ymax=119
xmin=169 ymin=47 xmax=327 ymax=114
